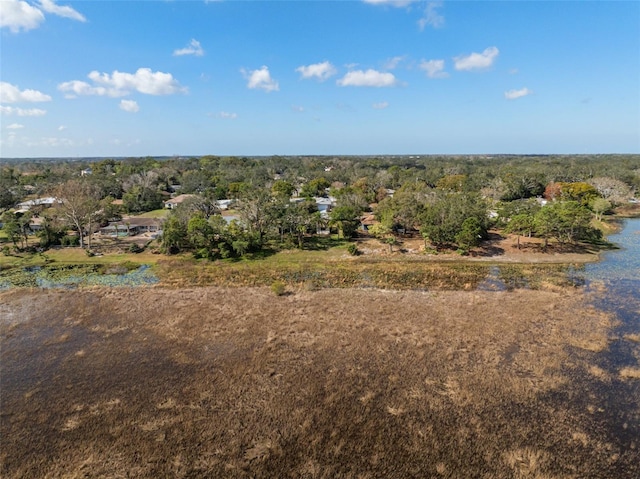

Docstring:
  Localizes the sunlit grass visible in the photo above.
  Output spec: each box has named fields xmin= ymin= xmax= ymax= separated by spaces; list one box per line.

xmin=132 ymin=209 xmax=169 ymax=219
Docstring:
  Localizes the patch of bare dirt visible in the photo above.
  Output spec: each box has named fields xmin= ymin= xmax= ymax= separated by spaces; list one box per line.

xmin=356 ymin=231 xmax=601 ymax=264
xmin=1 ymin=287 xmax=638 ymax=478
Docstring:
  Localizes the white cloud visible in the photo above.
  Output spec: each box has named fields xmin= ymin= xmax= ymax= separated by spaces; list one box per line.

xmin=382 ymin=55 xmax=405 ymax=70
xmin=218 ymin=111 xmax=238 ymax=119
xmin=58 ymin=125 xmax=66 ymax=131
xmin=454 ymin=46 xmax=499 ymax=71
xmin=7 ymin=123 xmax=24 ymax=129
xmin=242 ymin=66 xmax=279 ymax=92
xmin=59 ymin=68 xmax=186 ymax=98
xmin=504 ymin=87 xmax=533 ymax=100
xmin=0 ymin=0 xmax=45 ymax=32
xmin=57 ymin=80 xmax=111 ymax=98
xmin=38 ymin=0 xmax=85 ymax=22
xmin=296 ymin=61 xmax=337 ymax=81
xmin=39 ymin=136 xmax=74 ymax=147
xmin=418 ymin=2 xmax=444 ymax=30
xmin=119 ymin=99 xmax=140 ymax=112
xmin=291 ymin=105 xmax=304 ymax=113
xmin=0 ymin=82 xmax=52 ymax=103
xmin=372 ymin=102 xmax=389 ymax=109
xmin=0 ymin=105 xmax=47 ymax=116
xmin=173 ymin=39 xmax=204 ymax=57
xmin=419 ymin=59 xmax=448 ymax=78
xmin=337 ymin=69 xmax=397 ymax=87
xmin=509 ymin=68 xmax=519 ymax=75
xmin=363 ymin=0 xmax=417 ymax=7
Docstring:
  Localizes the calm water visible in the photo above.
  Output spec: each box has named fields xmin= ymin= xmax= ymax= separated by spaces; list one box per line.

xmin=579 ymin=218 xmax=640 ymax=455
xmin=584 ymin=218 xmax=640 ymax=336
xmin=585 ymin=217 xmax=640 ymax=282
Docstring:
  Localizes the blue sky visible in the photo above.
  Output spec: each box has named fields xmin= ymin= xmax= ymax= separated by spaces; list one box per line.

xmin=1 ymin=0 xmax=639 ymax=158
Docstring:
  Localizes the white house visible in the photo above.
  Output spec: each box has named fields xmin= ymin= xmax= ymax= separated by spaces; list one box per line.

xmin=163 ymin=194 xmax=197 ymax=209
xmin=16 ymin=197 xmax=59 ymax=211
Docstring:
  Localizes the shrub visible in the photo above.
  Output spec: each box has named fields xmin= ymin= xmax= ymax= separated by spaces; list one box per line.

xmin=61 ymin=235 xmax=80 ymax=246
xmin=129 ymin=243 xmax=144 ymax=254
xmin=270 ymin=280 xmax=286 ymax=296
xmin=347 ymin=243 xmax=359 ymax=256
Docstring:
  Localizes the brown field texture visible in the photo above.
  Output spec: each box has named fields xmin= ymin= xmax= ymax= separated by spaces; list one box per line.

xmin=1 ymin=286 xmax=639 ymax=478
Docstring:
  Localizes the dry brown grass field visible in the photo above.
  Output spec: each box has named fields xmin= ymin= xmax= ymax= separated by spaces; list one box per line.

xmin=1 ymin=286 xmax=638 ymax=478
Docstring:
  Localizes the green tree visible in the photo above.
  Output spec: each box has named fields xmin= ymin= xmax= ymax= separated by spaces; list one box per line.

xmin=237 ymin=189 xmax=279 ymax=246
xmin=420 ymin=193 xmax=488 ymax=248
xmin=17 ymin=212 xmax=33 ymax=249
xmin=436 ymin=174 xmax=467 ymax=192
xmin=369 ymin=223 xmax=397 ymax=253
xmin=1 ymin=212 xmax=21 ymax=249
xmin=271 ymin=180 xmax=296 ymax=198
xmin=187 ymin=214 xmax=214 ymax=251
xmin=590 ymin=198 xmax=612 ymax=221
xmin=534 ymin=201 xmax=597 ymax=248
xmin=36 ymin=211 xmax=66 ymax=248
xmin=455 ymin=217 xmax=483 ymax=252
xmin=300 ymin=177 xmax=330 ymax=198
xmin=161 ymin=215 xmax=188 ymax=254
xmin=504 ymin=213 xmax=535 ymax=249
xmin=329 ymin=206 xmax=359 ymax=239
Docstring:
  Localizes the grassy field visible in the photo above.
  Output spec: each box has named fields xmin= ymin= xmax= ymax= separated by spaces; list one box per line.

xmin=1 ymin=235 xmax=584 ymax=292
xmin=133 ymin=209 xmax=169 ymax=219
xmin=1 ymin=286 xmax=638 ymax=478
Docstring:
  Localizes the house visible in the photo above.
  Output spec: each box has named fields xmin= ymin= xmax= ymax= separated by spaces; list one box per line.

xmin=163 ymin=194 xmax=197 ymax=209
xmin=16 ymin=197 xmax=59 ymax=211
xmin=315 ymin=197 xmax=336 ymax=217
xmin=216 ymin=199 xmax=234 ymax=210
xmin=99 ymin=217 xmax=161 ymax=237
xmin=360 ymin=213 xmax=378 ymax=232
xmin=290 ymin=196 xmax=337 ymax=218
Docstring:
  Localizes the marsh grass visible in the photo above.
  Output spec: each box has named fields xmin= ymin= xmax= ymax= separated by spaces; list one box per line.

xmin=1 ymin=286 xmax=637 ymax=478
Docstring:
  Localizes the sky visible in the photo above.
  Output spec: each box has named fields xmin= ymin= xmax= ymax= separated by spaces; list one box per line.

xmin=1 ymin=0 xmax=639 ymax=158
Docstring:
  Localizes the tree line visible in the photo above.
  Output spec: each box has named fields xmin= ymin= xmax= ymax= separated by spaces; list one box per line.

xmin=1 ymin=154 xmax=638 ymax=256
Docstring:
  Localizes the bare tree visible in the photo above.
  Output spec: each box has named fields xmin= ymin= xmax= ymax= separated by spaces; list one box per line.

xmin=53 ymin=179 xmax=101 ymax=249
xmin=588 ymin=177 xmax=632 ymax=205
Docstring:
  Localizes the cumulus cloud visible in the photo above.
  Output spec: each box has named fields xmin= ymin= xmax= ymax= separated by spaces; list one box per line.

xmin=0 ymin=0 xmax=85 ymax=32
xmin=504 ymin=87 xmax=533 ymax=100
xmin=173 ymin=39 xmax=204 ymax=57
xmin=337 ymin=69 xmax=397 ymax=87
xmin=0 ymin=0 xmax=45 ymax=32
xmin=296 ymin=61 xmax=337 ymax=81
xmin=59 ymin=68 xmax=186 ymax=98
xmin=6 ymin=123 xmax=24 ymax=129
xmin=38 ymin=0 xmax=85 ymax=22
xmin=218 ymin=111 xmax=238 ymax=119
xmin=119 ymin=99 xmax=140 ymax=112
xmin=0 ymin=82 xmax=52 ymax=103
xmin=58 ymin=125 xmax=66 ymax=131
xmin=242 ymin=66 xmax=279 ymax=92
xmin=454 ymin=46 xmax=499 ymax=71
xmin=418 ymin=2 xmax=444 ymax=30
xmin=372 ymin=102 xmax=389 ymax=109
xmin=419 ymin=59 xmax=448 ymax=79
xmin=0 ymin=105 xmax=47 ymax=116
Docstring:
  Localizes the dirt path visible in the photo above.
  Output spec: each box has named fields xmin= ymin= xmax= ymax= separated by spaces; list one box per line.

xmin=1 ymin=286 xmax=638 ymax=478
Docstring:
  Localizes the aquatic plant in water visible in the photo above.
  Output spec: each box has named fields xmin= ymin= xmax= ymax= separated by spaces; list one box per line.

xmin=0 ymin=264 xmax=159 ymax=290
